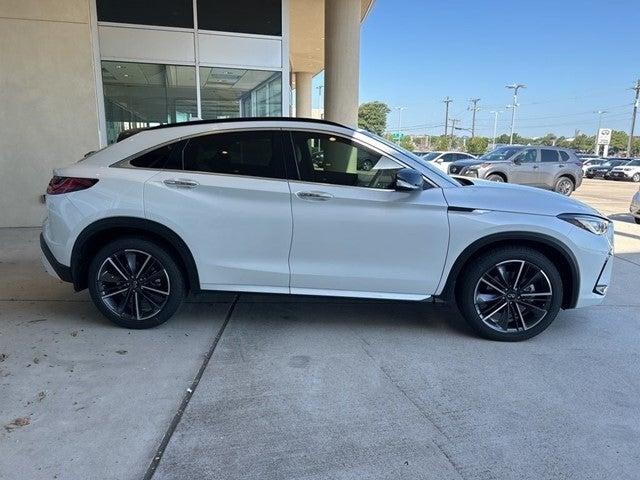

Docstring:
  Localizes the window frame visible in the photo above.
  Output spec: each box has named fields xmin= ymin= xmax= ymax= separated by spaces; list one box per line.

xmin=511 ymin=148 xmax=539 ymax=164
xmin=283 ymin=129 xmax=433 ymax=191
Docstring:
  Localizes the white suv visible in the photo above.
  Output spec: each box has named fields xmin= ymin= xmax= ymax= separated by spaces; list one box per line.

xmin=41 ymin=118 xmax=614 ymax=341
xmin=609 ymin=159 xmax=640 ymax=182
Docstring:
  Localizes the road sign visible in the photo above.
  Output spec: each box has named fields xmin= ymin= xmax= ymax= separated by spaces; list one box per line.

xmin=597 ymin=128 xmax=612 ymax=146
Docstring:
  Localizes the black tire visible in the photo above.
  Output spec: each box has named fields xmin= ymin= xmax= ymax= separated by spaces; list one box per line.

xmin=632 ymin=173 xmax=640 ymax=183
xmin=635 ymin=218 xmax=640 ymax=225
xmin=456 ymin=247 xmax=563 ymax=341
xmin=88 ymin=237 xmax=185 ymax=329
xmin=554 ymin=176 xmax=574 ymax=196
xmin=486 ymin=173 xmax=505 ymax=183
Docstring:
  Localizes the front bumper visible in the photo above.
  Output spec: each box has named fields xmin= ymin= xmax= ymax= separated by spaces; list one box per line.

xmin=40 ymin=233 xmax=72 ymax=283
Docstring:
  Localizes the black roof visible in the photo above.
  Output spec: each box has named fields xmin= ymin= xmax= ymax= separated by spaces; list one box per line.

xmin=116 ymin=117 xmax=347 ymax=142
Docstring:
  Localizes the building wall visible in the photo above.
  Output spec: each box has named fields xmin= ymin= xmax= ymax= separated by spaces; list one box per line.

xmin=0 ymin=0 xmax=100 ymax=227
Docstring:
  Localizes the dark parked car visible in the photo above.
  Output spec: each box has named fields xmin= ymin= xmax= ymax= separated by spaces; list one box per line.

xmin=585 ymin=159 xmax=630 ymax=179
xmin=448 ymin=158 xmax=484 ymax=175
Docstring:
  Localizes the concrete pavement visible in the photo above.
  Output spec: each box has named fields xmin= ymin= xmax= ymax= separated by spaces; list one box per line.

xmin=1 ymin=179 xmax=639 ymax=479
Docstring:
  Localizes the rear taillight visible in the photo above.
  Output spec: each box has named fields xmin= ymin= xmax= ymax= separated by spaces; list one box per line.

xmin=46 ymin=176 xmax=98 ymax=195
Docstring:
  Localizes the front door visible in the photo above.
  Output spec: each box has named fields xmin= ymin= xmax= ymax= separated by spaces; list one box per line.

xmin=509 ymin=148 xmax=540 ymax=186
xmin=285 ymin=130 xmax=450 ymax=299
xmin=144 ymin=129 xmax=293 ymax=292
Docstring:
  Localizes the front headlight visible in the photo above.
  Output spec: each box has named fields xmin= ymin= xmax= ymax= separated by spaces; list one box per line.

xmin=558 ymin=214 xmax=610 ymax=235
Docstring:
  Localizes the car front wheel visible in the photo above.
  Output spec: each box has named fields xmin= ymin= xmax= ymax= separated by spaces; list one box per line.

xmin=88 ymin=238 xmax=185 ymax=329
xmin=632 ymin=173 xmax=640 ymax=183
xmin=486 ymin=174 xmax=505 ymax=182
xmin=457 ymin=247 xmax=563 ymax=341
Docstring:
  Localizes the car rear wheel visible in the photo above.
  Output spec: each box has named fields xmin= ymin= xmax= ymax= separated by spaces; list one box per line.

xmin=88 ymin=238 xmax=185 ymax=329
xmin=457 ymin=247 xmax=563 ymax=341
xmin=486 ymin=174 xmax=505 ymax=183
xmin=632 ymin=173 xmax=640 ymax=183
xmin=554 ymin=176 xmax=574 ymax=196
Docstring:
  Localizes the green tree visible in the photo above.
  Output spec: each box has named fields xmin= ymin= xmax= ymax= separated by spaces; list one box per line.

xmin=571 ymin=134 xmax=595 ymax=153
xmin=399 ymin=135 xmax=415 ymax=151
xmin=538 ymin=133 xmax=557 ymax=146
xmin=466 ymin=136 xmax=489 ymax=154
xmin=609 ymin=130 xmax=629 ymax=154
xmin=495 ymin=134 xmax=511 ymax=144
xmin=357 ymin=101 xmax=390 ymax=136
xmin=431 ymin=135 xmax=450 ymax=150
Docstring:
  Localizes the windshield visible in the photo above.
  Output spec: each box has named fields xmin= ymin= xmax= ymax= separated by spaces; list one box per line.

xmin=477 ymin=147 xmax=523 ymax=162
xmin=422 ymin=152 xmax=442 ymax=161
xmin=627 ymin=160 xmax=640 ymax=166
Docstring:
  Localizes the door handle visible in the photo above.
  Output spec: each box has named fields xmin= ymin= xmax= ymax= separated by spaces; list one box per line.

xmin=296 ymin=191 xmax=333 ymax=201
xmin=558 ymin=164 xmax=565 ymax=168
xmin=163 ymin=178 xmax=199 ymax=189
xmin=533 ymin=165 xmax=539 ymax=169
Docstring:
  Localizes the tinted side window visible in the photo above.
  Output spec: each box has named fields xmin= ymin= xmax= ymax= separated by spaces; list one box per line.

xmin=513 ymin=148 xmax=537 ymax=163
xmin=197 ymin=0 xmax=282 ymax=35
xmin=541 ymin=149 xmax=560 ymax=163
xmin=130 ymin=140 xmax=186 ymax=170
xmin=290 ymin=132 xmax=404 ymax=189
xmin=182 ymin=130 xmax=285 ymax=179
xmin=97 ymin=0 xmax=194 ymax=28
xmin=559 ymin=151 xmax=570 ymax=162
xmin=441 ymin=153 xmax=456 ymax=162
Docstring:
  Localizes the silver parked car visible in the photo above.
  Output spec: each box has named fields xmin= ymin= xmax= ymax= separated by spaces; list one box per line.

xmin=630 ymin=188 xmax=640 ymax=224
xmin=460 ymin=146 xmax=583 ymax=195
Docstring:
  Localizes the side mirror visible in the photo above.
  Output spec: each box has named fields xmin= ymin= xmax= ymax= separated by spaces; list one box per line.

xmin=513 ymin=157 xmax=522 ymax=165
xmin=435 ymin=158 xmax=443 ymax=163
xmin=395 ymin=168 xmax=424 ymax=191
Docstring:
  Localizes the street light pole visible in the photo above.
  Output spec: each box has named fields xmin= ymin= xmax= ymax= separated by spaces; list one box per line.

xmin=628 ymin=80 xmax=640 ymax=158
xmin=489 ymin=111 xmax=502 ymax=148
xmin=316 ymin=85 xmax=324 ymax=119
xmin=394 ymin=106 xmax=406 ymax=136
xmin=506 ymin=83 xmax=526 ymax=145
xmin=594 ymin=110 xmax=607 ymax=155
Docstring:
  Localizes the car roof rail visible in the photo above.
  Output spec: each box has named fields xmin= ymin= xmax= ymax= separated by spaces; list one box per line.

xmin=116 ymin=117 xmax=349 ymax=142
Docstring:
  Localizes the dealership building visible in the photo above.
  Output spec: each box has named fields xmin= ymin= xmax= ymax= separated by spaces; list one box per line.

xmin=0 ymin=0 xmax=373 ymax=227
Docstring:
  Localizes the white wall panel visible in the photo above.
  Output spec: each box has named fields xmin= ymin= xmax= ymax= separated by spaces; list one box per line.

xmin=98 ymin=25 xmax=195 ymax=64
xmin=198 ymin=32 xmax=282 ymax=69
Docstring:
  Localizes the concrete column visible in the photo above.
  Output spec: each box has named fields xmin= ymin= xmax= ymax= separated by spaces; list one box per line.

xmin=324 ymin=0 xmax=360 ymax=126
xmin=295 ymin=72 xmax=313 ymax=118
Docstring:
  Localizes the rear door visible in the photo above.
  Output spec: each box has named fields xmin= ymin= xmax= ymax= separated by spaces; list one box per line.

xmin=509 ymin=148 xmax=540 ymax=186
xmin=143 ymin=129 xmax=293 ymax=292
xmin=538 ymin=148 xmax=562 ymax=188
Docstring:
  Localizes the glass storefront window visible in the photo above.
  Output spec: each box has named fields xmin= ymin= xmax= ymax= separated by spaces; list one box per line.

xmin=197 ymin=0 xmax=281 ymax=36
xmin=101 ymin=61 xmax=197 ymax=143
xmin=97 ymin=0 xmax=194 ymax=28
xmin=199 ymin=67 xmax=282 ymax=119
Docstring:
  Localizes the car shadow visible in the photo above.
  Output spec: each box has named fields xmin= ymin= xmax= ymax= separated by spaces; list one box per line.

xmin=609 ymin=213 xmax=638 ymax=224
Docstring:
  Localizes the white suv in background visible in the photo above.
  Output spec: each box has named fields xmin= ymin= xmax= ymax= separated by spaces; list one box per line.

xmin=41 ymin=118 xmax=614 ymax=341
xmin=421 ymin=151 xmax=477 ymax=172
xmin=609 ymin=159 xmax=640 ymax=182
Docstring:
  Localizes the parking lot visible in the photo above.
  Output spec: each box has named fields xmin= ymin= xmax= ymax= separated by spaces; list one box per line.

xmin=1 ymin=179 xmax=639 ymax=480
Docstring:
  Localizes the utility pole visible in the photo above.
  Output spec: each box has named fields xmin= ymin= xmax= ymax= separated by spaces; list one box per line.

xmin=628 ymin=80 xmax=640 ymax=158
xmin=443 ymin=97 xmax=453 ymax=136
xmin=449 ymin=118 xmax=459 ymax=149
xmin=468 ymin=98 xmax=481 ymax=137
xmin=316 ymin=85 xmax=324 ymax=118
xmin=506 ymin=83 xmax=526 ymax=145
xmin=594 ymin=110 xmax=607 ymax=155
xmin=489 ymin=111 xmax=502 ymax=148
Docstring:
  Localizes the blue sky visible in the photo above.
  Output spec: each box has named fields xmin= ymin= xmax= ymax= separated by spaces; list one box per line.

xmin=314 ymin=0 xmax=640 ymax=138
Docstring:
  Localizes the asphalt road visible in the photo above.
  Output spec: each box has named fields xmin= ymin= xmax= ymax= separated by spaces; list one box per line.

xmin=574 ymin=177 xmax=638 ymax=220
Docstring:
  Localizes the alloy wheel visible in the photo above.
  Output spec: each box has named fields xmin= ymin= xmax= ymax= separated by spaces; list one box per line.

xmin=96 ymin=249 xmax=170 ymax=321
xmin=556 ymin=178 xmax=573 ymax=195
xmin=633 ymin=173 xmax=640 ymax=183
xmin=473 ymin=260 xmax=553 ymax=333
